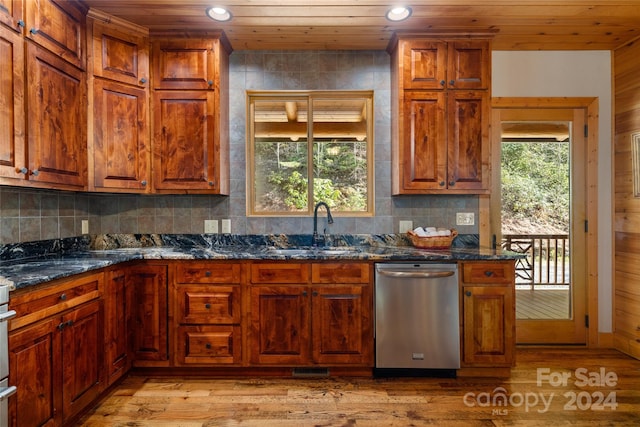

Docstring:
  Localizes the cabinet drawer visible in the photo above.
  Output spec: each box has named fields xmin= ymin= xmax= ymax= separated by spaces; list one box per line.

xmin=176 ymin=262 xmax=241 ymax=284
xmin=9 ymin=272 xmax=103 ymax=331
xmin=461 ymin=262 xmax=514 ymax=284
xmin=177 ymin=285 xmax=240 ymax=324
xmin=312 ymin=263 xmax=370 ymax=284
xmin=177 ymin=325 xmax=241 ymax=365
xmin=251 ymin=263 xmax=310 ymax=284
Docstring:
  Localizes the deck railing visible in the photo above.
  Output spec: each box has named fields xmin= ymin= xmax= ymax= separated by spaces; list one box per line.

xmin=501 ymin=234 xmax=570 ymax=289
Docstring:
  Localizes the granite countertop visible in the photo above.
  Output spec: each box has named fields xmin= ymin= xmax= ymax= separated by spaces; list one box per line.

xmin=0 ymin=233 xmax=523 ymax=291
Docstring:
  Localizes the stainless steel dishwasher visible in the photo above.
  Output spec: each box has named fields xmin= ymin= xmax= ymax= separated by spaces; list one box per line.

xmin=375 ymin=263 xmax=460 ymax=375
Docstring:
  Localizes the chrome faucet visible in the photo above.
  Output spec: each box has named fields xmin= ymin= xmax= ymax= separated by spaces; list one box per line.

xmin=312 ymin=201 xmax=334 ymax=246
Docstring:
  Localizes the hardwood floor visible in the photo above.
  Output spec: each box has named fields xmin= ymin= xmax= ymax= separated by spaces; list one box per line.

xmin=77 ymin=348 xmax=640 ymax=426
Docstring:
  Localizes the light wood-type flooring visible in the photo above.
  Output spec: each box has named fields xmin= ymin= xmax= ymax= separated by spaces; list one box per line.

xmin=77 ymin=348 xmax=640 ymax=426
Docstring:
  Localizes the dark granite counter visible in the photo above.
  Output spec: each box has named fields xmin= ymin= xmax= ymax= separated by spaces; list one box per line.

xmin=0 ymin=233 xmax=523 ymax=291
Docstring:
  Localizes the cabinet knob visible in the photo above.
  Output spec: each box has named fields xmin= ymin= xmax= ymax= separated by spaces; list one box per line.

xmin=60 ymin=293 xmax=67 ymax=301
xmin=439 ymin=181 xmax=445 ymax=187
xmin=312 ymin=291 xmax=318 ymax=297
xmin=208 ymin=181 xmax=214 ymax=186
xmin=17 ymin=167 xmax=28 ymax=175
xmin=465 ymin=290 xmax=472 ymax=297
xmin=484 ymin=271 xmax=495 ymax=277
xmin=205 ymin=343 xmax=212 ymax=349
xmin=449 ymin=180 xmax=455 ymax=186
xmin=440 ymin=80 xmax=445 ymax=86
xmin=29 ymin=28 xmax=38 ymax=35
xmin=140 ymin=77 xmax=147 ymax=84
xmin=31 ymin=169 xmax=39 ymax=176
xmin=17 ymin=20 xmax=25 ymax=28
xmin=205 ymin=303 xmax=211 ymax=309
xmin=205 ymin=271 xmax=211 ymax=277
xmin=449 ymin=80 xmax=455 ymax=86
xmin=141 ymin=180 xmax=147 ymax=186
xmin=302 ymin=291 xmax=308 ymax=296
xmin=207 ymin=80 xmax=213 ymax=86
xmin=58 ymin=322 xmax=66 ymax=330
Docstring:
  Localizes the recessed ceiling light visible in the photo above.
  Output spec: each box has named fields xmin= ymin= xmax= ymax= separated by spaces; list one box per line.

xmin=386 ymin=6 xmax=412 ymax=22
xmin=206 ymin=6 xmax=232 ymax=22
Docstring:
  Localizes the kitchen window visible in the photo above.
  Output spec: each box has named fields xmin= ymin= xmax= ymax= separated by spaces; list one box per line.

xmin=247 ymin=91 xmax=374 ymax=216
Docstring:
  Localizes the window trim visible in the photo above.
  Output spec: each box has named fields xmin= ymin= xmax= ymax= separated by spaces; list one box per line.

xmin=246 ymin=90 xmax=375 ymax=217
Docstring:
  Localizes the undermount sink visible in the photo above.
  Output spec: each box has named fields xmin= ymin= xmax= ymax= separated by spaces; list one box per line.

xmin=267 ymin=247 xmax=360 ymax=256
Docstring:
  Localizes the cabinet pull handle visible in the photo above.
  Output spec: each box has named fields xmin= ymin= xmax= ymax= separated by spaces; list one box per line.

xmin=484 ymin=271 xmax=495 ymax=277
xmin=0 ymin=385 xmax=17 ymax=401
xmin=0 ymin=310 xmax=16 ymax=322
xmin=465 ymin=290 xmax=472 ymax=297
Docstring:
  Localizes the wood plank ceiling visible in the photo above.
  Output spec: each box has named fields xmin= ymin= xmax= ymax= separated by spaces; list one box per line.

xmin=79 ymin=0 xmax=640 ymax=51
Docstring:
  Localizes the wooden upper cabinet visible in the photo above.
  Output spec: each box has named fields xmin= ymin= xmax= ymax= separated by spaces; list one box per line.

xmin=152 ymin=38 xmax=216 ymax=90
xmin=151 ymin=35 xmax=231 ymax=194
xmin=92 ymin=78 xmax=149 ymax=192
xmin=0 ymin=24 xmax=25 ymax=182
xmin=25 ymin=0 xmax=86 ymax=69
xmin=26 ymin=42 xmax=87 ymax=189
xmin=0 ymin=0 xmax=24 ymax=32
xmin=90 ymin=16 xmax=149 ymax=87
xmin=401 ymin=39 xmax=488 ymax=90
xmin=391 ymin=35 xmax=491 ymax=194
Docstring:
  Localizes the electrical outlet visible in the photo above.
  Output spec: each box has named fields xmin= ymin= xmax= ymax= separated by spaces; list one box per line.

xmin=399 ymin=220 xmax=413 ymax=233
xmin=81 ymin=219 xmax=89 ymax=234
xmin=204 ymin=220 xmax=218 ymax=234
xmin=456 ymin=212 xmax=475 ymax=226
xmin=221 ymin=219 xmax=231 ymax=234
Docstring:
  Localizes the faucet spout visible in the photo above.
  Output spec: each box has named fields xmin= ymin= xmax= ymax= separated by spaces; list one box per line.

xmin=312 ymin=201 xmax=333 ymax=246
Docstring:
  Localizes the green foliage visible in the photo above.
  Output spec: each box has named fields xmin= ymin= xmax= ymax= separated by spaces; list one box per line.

xmin=501 ymin=141 xmax=570 ymax=232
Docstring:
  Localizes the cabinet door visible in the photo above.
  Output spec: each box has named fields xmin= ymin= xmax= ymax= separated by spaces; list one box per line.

xmin=152 ymin=90 xmax=220 ymax=192
xmin=127 ymin=264 xmax=168 ymax=362
xmin=104 ymin=268 xmax=134 ymax=386
xmin=462 ymin=285 xmax=514 ymax=366
xmin=91 ymin=20 xmax=149 ymax=87
xmin=25 ymin=0 xmax=85 ymax=69
xmin=311 ymin=285 xmax=373 ymax=365
xmin=92 ymin=78 xmax=150 ymax=192
xmin=0 ymin=0 xmax=23 ymax=33
xmin=401 ymin=39 xmax=447 ymax=90
xmin=400 ymin=91 xmax=447 ymax=191
xmin=249 ymin=286 xmax=310 ymax=365
xmin=0 ymin=24 xmax=26 ymax=181
xmin=152 ymin=38 xmax=216 ymax=90
xmin=447 ymin=40 xmax=489 ymax=90
xmin=8 ymin=318 xmax=61 ymax=427
xmin=26 ymin=42 xmax=86 ymax=188
xmin=60 ymin=300 xmax=103 ymax=422
xmin=446 ymin=91 xmax=489 ymax=191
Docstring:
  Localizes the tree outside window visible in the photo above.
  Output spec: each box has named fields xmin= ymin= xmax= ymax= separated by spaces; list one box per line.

xmin=247 ymin=91 xmax=374 ymax=216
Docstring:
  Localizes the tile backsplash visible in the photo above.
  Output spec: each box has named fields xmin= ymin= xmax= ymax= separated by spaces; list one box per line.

xmin=0 ymin=50 xmax=479 ymax=244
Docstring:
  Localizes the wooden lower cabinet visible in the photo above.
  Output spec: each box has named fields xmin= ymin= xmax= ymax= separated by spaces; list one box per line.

xmin=249 ymin=262 xmax=373 ymax=367
xmin=8 ymin=300 xmax=103 ymax=427
xmin=127 ymin=263 xmax=169 ymax=364
xmin=460 ymin=261 xmax=515 ymax=367
xmin=103 ymin=267 xmax=134 ymax=385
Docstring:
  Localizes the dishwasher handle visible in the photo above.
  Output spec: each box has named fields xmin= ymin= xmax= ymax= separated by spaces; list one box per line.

xmin=376 ymin=269 xmax=455 ymax=279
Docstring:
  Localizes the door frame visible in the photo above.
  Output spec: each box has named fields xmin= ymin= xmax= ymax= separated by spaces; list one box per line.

xmin=481 ymin=97 xmax=599 ymax=347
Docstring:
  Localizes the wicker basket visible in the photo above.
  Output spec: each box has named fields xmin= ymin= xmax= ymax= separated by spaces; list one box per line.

xmin=407 ymin=229 xmax=458 ymax=250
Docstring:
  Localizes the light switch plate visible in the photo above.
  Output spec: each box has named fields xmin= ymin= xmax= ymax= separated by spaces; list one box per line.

xmin=399 ymin=220 xmax=413 ymax=233
xmin=221 ymin=219 xmax=231 ymax=234
xmin=81 ymin=220 xmax=89 ymax=234
xmin=204 ymin=220 xmax=218 ymax=234
xmin=456 ymin=212 xmax=475 ymax=226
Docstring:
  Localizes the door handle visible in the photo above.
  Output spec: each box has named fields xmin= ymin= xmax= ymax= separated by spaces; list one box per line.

xmin=376 ymin=270 xmax=455 ymax=279
xmin=0 ymin=309 xmax=17 ymax=322
xmin=0 ymin=386 xmax=17 ymax=401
